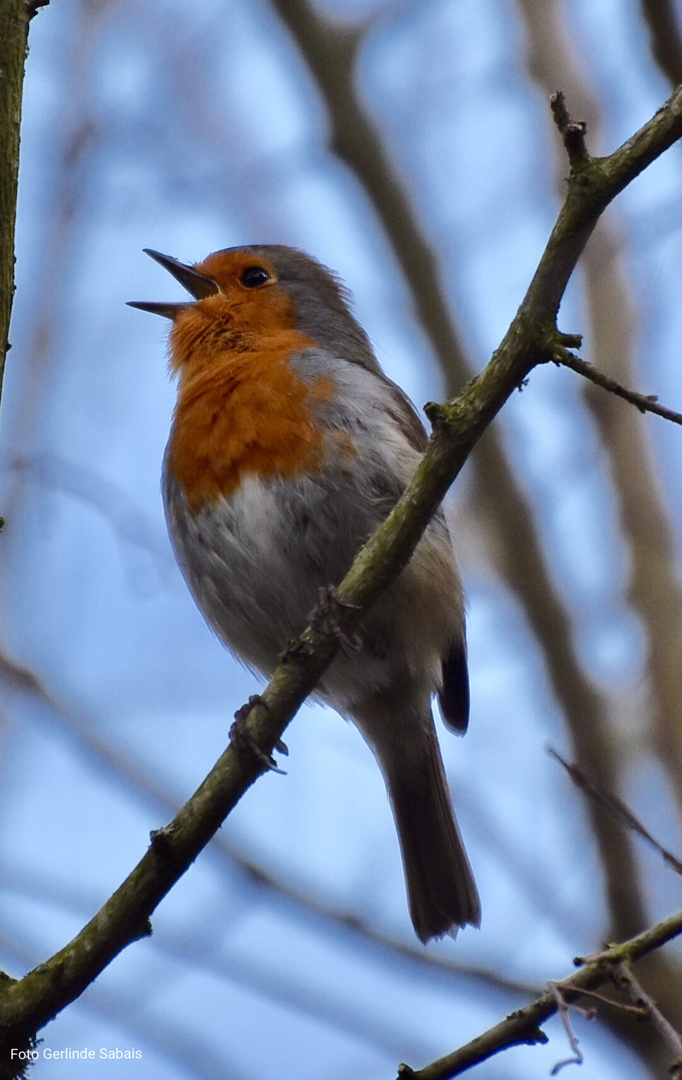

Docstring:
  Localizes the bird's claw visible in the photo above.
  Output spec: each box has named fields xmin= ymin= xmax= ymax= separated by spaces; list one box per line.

xmin=230 ymin=695 xmax=287 ymax=774
xmin=310 ymin=585 xmax=362 ymax=656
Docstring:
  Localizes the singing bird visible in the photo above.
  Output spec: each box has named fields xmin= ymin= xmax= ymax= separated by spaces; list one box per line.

xmin=129 ymin=245 xmax=480 ymax=942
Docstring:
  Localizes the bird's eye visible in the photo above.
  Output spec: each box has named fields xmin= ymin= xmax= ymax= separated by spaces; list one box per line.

xmin=239 ymin=266 xmax=271 ymax=289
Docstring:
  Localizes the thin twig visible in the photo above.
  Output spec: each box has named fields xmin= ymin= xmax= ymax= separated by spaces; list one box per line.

xmin=612 ymin=961 xmax=682 ymax=1078
xmin=550 ymin=91 xmax=590 ymax=165
xmin=550 ymin=748 xmax=682 ymax=875
xmin=548 ymin=980 xmax=596 ymax=1073
xmin=562 ymin=984 xmax=648 ymax=1018
xmin=555 ymin=349 xmax=682 ymax=426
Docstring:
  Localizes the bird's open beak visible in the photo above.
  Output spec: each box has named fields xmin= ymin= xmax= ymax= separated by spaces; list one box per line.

xmin=127 ymin=249 xmax=220 ymax=319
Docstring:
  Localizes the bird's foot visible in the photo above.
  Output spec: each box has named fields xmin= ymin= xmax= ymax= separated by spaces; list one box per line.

xmin=310 ymin=585 xmax=362 ymax=657
xmin=230 ymin=695 xmax=287 ymax=774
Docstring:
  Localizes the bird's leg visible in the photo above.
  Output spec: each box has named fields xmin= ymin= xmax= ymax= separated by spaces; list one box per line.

xmin=309 ymin=584 xmax=362 ymax=657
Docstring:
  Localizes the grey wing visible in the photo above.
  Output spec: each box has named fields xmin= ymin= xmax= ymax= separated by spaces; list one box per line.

xmin=381 ymin=374 xmax=429 ymax=453
xmin=382 ymin=375 xmax=470 ymax=732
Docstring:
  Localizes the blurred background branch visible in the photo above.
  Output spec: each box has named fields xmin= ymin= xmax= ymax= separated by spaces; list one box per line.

xmin=639 ymin=0 xmax=682 ymax=86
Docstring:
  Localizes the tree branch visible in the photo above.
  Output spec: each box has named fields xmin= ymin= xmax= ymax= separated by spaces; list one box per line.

xmin=274 ymin=0 xmax=653 ymax=955
xmin=2 ymin=85 xmax=682 ymax=1060
xmin=554 ymin=350 xmax=682 ymax=426
xmin=518 ymin=10 xmax=682 ymax=973
xmin=0 ymin=0 xmax=33 ymax=413
xmin=550 ymin=748 xmax=682 ymax=875
xmin=0 ymin=647 xmax=539 ymax=1001
xmin=613 ymin=961 xmax=682 ymax=1077
xmin=396 ymin=909 xmax=682 ymax=1079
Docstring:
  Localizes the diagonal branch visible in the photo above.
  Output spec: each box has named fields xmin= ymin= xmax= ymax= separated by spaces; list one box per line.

xmin=554 ymin=350 xmax=682 ymax=426
xmin=2 ymin=85 xmax=682 ymax=1056
xmin=517 ymin=10 xmax=682 ymax=1059
xmin=271 ymin=0 xmax=654 ymax=951
xmin=613 ymin=961 xmax=682 ymax=1077
xmin=550 ymin=747 xmax=682 ymax=874
xmin=0 ymin=646 xmax=537 ymax=999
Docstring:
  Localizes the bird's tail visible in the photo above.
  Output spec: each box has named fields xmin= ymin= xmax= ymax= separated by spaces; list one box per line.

xmin=380 ymin=720 xmax=481 ymax=943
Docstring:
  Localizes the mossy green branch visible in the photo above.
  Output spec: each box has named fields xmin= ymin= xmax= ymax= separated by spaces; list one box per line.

xmin=2 ymin=86 xmax=682 ymax=1062
xmin=0 ymin=0 xmax=32 ymax=411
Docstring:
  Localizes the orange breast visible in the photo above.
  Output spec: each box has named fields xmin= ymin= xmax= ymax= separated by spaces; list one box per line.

xmin=167 ymin=331 xmax=334 ymax=513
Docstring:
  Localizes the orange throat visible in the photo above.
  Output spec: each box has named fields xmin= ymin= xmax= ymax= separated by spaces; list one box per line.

xmin=167 ymin=331 xmax=332 ymax=513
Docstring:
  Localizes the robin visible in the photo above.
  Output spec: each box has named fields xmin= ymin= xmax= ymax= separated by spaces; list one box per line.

xmin=129 ymin=245 xmax=481 ymax=942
